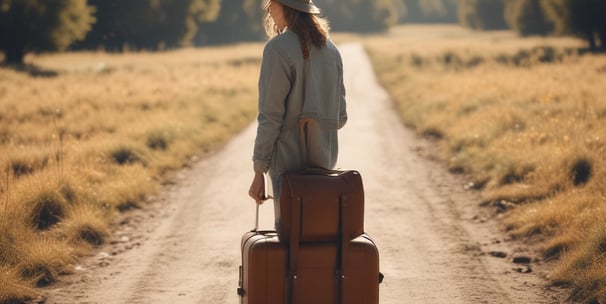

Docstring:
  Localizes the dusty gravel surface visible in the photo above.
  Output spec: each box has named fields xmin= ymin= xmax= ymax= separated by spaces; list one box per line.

xmin=44 ymin=43 xmax=569 ymax=304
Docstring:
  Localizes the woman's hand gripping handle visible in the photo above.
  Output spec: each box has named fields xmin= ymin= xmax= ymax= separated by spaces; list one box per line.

xmin=248 ymin=172 xmax=273 ymax=205
xmin=249 ymin=173 xmax=273 ymax=231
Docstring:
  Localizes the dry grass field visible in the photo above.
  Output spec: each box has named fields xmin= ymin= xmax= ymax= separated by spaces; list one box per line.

xmin=2 ymin=25 xmax=605 ymax=302
xmin=0 ymin=44 xmax=261 ymax=302
xmin=366 ymin=25 xmax=606 ymax=303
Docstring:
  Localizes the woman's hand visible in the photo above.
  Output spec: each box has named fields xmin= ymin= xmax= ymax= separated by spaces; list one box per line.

xmin=248 ymin=172 xmax=266 ymax=204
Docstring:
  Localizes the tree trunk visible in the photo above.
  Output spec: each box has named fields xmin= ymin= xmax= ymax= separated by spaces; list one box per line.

xmin=599 ymin=31 xmax=606 ymax=51
xmin=586 ymin=31 xmax=597 ymax=51
xmin=4 ymin=45 xmax=25 ymax=65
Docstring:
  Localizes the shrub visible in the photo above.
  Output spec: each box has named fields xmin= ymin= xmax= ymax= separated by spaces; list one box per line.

xmin=56 ymin=204 xmax=109 ymax=248
xmin=16 ymin=237 xmax=73 ymax=287
xmin=7 ymin=150 xmax=51 ymax=177
xmin=146 ymin=129 xmax=175 ymax=151
xmin=108 ymin=143 xmax=148 ymax=166
xmin=25 ymin=188 xmax=67 ymax=230
xmin=0 ymin=265 xmax=38 ymax=303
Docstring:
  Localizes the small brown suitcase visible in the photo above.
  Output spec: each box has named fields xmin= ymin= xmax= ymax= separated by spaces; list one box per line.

xmin=278 ymin=169 xmax=365 ymax=243
xmin=238 ymin=230 xmax=380 ymax=304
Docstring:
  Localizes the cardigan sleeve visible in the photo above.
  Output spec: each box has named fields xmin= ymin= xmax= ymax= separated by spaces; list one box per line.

xmin=252 ymin=42 xmax=293 ymax=173
xmin=337 ymin=51 xmax=348 ymax=129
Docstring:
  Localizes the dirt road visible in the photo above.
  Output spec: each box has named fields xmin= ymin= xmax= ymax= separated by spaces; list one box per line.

xmin=44 ymin=43 xmax=566 ymax=304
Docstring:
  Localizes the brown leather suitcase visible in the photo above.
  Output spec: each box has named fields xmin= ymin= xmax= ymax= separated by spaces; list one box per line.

xmin=278 ymin=169 xmax=365 ymax=243
xmin=238 ymin=230 xmax=381 ymax=304
xmin=238 ymin=230 xmax=287 ymax=304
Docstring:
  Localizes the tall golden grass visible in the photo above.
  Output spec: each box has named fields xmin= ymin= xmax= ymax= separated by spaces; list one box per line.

xmin=366 ymin=25 xmax=606 ymax=303
xmin=0 ymin=44 xmax=261 ymax=301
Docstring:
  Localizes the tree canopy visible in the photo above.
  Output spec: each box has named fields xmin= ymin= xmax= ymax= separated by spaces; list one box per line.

xmin=458 ymin=0 xmax=508 ymax=30
xmin=501 ymin=0 xmax=606 ymax=50
xmin=76 ymin=0 xmax=220 ymax=51
xmin=505 ymin=0 xmax=553 ymax=36
xmin=0 ymin=0 xmax=94 ymax=64
xmin=314 ymin=0 xmax=401 ymax=33
xmin=3 ymin=0 xmax=605 ymax=63
xmin=196 ymin=0 xmax=264 ymax=45
xmin=543 ymin=0 xmax=606 ymax=50
xmin=401 ymin=0 xmax=457 ymax=23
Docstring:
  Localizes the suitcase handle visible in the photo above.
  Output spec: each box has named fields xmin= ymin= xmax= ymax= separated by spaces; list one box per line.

xmin=252 ymin=174 xmax=274 ymax=232
xmin=254 ymin=204 xmax=259 ymax=232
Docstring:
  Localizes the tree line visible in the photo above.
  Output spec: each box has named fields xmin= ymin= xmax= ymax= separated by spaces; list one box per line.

xmin=459 ymin=0 xmax=606 ymax=51
xmin=1 ymin=0 xmax=604 ymax=65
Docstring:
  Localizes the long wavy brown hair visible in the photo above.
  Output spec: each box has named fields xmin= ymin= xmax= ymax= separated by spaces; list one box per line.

xmin=264 ymin=0 xmax=330 ymax=60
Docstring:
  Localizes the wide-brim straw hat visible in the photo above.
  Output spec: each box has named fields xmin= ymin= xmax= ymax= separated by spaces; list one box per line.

xmin=276 ymin=0 xmax=321 ymax=14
